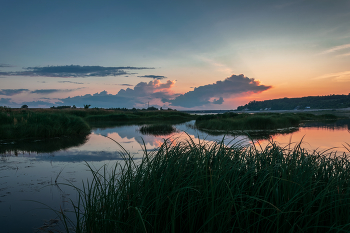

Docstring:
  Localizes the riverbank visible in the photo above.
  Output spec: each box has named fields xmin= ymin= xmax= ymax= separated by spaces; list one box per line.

xmin=0 ymin=108 xmax=195 ymax=140
xmin=0 ymin=111 xmax=90 ymax=140
xmin=195 ymin=112 xmax=338 ymax=131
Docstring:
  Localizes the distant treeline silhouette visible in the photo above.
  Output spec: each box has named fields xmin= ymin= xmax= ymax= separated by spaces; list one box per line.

xmin=237 ymin=94 xmax=350 ymax=110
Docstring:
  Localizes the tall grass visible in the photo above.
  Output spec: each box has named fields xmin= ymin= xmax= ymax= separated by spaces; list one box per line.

xmin=59 ymin=137 xmax=350 ymax=233
xmin=0 ymin=111 xmax=90 ymax=139
xmin=195 ymin=112 xmax=338 ymax=131
xmin=84 ymin=111 xmax=195 ymax=123
xmin=139 ymin=124 xmax=176 ymax=135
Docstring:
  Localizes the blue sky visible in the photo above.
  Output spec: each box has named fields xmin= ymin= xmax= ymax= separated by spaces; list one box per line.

xmin=1 ymin=0 xmax=350 ymax=109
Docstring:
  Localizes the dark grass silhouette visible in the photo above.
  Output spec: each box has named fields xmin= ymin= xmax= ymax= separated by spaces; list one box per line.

xmin=56 ymin=136 xmax=350 ymax=233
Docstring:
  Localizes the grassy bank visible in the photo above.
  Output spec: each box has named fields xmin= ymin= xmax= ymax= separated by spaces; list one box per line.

xmin=0 ymin=111 xmax=90 ymax=140
xmin=59 ymin=138 xmax=350 ymax=232
xmin=195 ymin=112 xmax=338 ymax=131
xmin=0 ymin=108 xmax=194 ymax=140
xmin=83 ymin=110 xmax=195 ymax=123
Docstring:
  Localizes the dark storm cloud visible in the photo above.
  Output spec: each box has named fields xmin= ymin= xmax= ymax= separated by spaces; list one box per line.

xmin=0 ymin=65 xmax=154 ymax=78
xmin=0 ymin=89 xmax=29 ymax=96
xmin=163 ymin=74 xmax=272 ymax=108
xmin=58 ymin=81 xmax=84 ymax=84
xmin=138 ymin=75 xmax=167 ymax=80
xmin=31 ymin=89 xmax=77 ymax=94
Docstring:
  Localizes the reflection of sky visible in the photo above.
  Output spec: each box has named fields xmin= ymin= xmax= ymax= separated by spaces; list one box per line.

xmin=2 ymin=120 xmax=350 ymax=161
xmin=1 ymin=121 xmax=350 ymax=232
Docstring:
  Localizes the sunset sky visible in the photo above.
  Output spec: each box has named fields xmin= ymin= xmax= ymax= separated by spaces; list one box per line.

xmin=1 ymin=0 xmax=350 ymax=110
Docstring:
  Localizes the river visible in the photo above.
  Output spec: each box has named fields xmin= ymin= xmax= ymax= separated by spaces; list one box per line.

xmin=1 ymin=119 xmax=350 ymax=232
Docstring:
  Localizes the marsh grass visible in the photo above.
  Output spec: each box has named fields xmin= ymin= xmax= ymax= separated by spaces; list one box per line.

xmin=195 ymin=112 xmax=338 ymax=131
xmin=0 ymin=111 xmax=90 ymax=140
xmin=139 ymin=124 xmax=176 ymax=135
xmin=84 ymin=111 xmax=195 ymax=123
xmin=58 ymin=137 xmax=350 ymax=233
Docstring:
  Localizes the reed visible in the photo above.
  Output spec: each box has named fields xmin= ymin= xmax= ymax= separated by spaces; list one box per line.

xmin=0 ymin=111 xmax=90 ymax=139
xmin=58 ymin=137 xmax=350 ymax=233
xmin=84 ymin=111 xmax=195 ymax=123
xmin=139 ymin=124 xmax=176 ymax=135
xmin=195 ymin=112 xmax=338 ymax=131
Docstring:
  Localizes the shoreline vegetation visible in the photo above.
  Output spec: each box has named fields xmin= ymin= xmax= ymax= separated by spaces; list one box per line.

xmin=0 ymin=107 xmax=194 ymax=140
xmin=0 ymin=111 xmax=91 ymax=140
xmin=195 ymin=112 xmax=338 ymax=131
xmin=0 ymin=106 xmax=342 ymax=140
xmin=58 ymin=138 xmax=350 ymax=232
xmin=236 ymin=93 xmax=350 ymax=110
xmin=139 ymin=124 xmax=176 ymax=135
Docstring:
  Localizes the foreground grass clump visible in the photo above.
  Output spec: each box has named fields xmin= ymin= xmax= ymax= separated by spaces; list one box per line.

xmin=195 ymin=112 xmax=338 ymax=131
xmin=0 ymin=111 xmax=90 ymax=139
xmin=60 ymin=138 xmax=350 ymax=232
xmin=139 ymin=124 xmax=176 ymax=135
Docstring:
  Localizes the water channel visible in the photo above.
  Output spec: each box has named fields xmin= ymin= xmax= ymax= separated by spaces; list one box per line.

xmin=1 ymin=119 xmax=350 ymax=232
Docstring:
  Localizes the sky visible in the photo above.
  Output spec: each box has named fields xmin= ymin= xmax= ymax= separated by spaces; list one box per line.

xmin=1 ymin=0 xmax=350 ymax=110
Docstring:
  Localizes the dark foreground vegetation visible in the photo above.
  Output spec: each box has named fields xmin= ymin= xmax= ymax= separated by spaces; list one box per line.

xmin=139 ymin=124 xmax=176 ymax=135
xmin=58 ymin=138 xmax=350 ymax=233
xmin=195 ymin=112 xmax=338 ymax=131
xmin=237 ymin=93 xmax=350 ymax=110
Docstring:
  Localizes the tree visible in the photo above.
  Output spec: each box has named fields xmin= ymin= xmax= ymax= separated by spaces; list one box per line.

xmin=21 ymin=104 xmax=28 ymax=109
xmin=84 ymin=104 xmax=91 ymax=109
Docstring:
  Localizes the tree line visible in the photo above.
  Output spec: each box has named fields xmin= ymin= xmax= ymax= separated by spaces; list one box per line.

xmin=236 ymin=94 xmax=350 ymax=111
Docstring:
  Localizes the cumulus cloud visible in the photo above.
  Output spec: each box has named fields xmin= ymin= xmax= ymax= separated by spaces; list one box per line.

xmin=0 ymin=89 xmax=29 ymax=96
xmin=58 ymin=80 xmax=176 ymax=108
xmin=138 ymin=75 xmax=167 ymax=80
xmin=0 ymin=65 xmax=154 ymax=78
xmin=163 ymin=74 xmax=272 ymax=108
xmin=212 ymin=97 xmax=224 ymax=104
xmin=2 ymin=74 xmax=271 ymax=109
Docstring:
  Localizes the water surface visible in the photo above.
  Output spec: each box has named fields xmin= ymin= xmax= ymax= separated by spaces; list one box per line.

xmin=1 ymin=119 xmax=350 ymax=232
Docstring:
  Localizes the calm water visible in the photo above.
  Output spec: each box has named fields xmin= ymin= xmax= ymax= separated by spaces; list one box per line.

xmin=1 ymin=119 xmax=350 ymax=232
